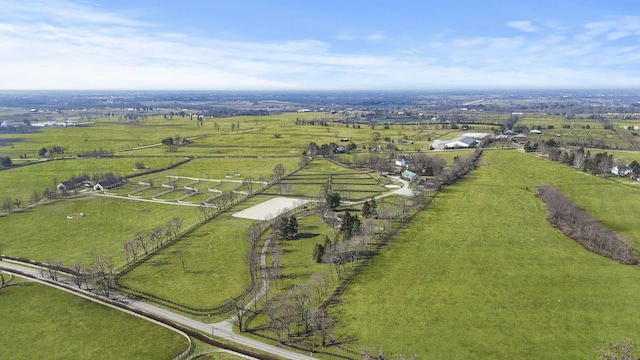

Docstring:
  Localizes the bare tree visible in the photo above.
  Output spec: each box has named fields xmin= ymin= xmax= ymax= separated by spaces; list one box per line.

xmin=31 ymin=191 xmax=42 ymax=205
xmin=290 ymin=283 xmax=314 ymax=333
xmin=135 ymin=234 xmax=149 ymax=255
xmin=43 ymin=188 xmax=55 ymax=202
xmin=164 ymin=222 xmax=174 ymax=242
xmin=92 ymin=254 xmax=114 ymax=297
xmin=309 ymin=307 xmax=334 ymax=349
xmin=573 ymin=149 xmax=586 ymax=169
xmin=231 ymin=294 xmax=249 ymax=332
xmin=149 ymin=227 xmax=163 ymax=248
xmin=71 ymin=261 xmax=84 ymax=288
xmin=122 ymin=240 xmax=133 ymax=264
xmin=247 ymin=248 xmax=258 ymax=285
xmin=312 ymin=272 xmax=330 ymax=301
xmin=172 ymin=217 xmax=184 ymax=237
xmin=271 ymin=244 xmax=283 ymax=289
xmin=272 ymin=163 xmax=286 ymax=182
xmin=2 ymin=198 xmax=13 ymax=213
xmin=44 ymin=259 xmax=63 ymax=281
xmin=248 ymin=222 xmax=262 ymax=248
xmin=243 ymin=177 xmax=256 ymax=195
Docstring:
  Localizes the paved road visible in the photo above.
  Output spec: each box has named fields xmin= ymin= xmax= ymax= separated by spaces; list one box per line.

xmin=0 ymin=259 xmax=317 ymax=360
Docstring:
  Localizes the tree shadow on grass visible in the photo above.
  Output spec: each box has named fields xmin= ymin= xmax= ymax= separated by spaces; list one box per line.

xmin=294 ymin=233 xmax=320 ymax=240
xmin=147 ymin=259 xmax=169 ymax=266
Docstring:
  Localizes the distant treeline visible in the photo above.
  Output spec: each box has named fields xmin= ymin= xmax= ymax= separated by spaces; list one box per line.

xmin=536 ymin=183 xmax=637 ymax=265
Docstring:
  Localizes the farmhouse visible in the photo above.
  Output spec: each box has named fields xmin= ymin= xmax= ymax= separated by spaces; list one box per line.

xmin=93 ymin=179 xmax=123 ymax=191
xmin=401 ymin=169 xmax=420 ymax=182
xmin=395 ymin=157 xmax=413 ymax=167
xmin=612 ymin=165 xmax=633 ymax=176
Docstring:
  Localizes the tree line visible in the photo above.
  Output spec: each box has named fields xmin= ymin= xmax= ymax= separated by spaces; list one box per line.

xmin=531 ymin=142 xmax=640 ymax=178
xmin=122 ymin=217 xmax=184 ymax=266
xmin=536 ymin=183 xmax=637 ymax=265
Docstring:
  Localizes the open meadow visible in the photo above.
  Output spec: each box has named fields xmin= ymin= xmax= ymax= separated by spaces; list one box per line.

xmin=0 ymin=196 xmax=200 ymax=266
xmin=332 ymin=150 xmax=640 ymax=358
xmin=0 ymin=278 xmax=188 ymax=360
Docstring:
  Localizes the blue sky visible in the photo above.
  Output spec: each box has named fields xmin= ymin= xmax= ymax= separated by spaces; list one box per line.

xmin=1 ymin=0 xmax=640 ymax=90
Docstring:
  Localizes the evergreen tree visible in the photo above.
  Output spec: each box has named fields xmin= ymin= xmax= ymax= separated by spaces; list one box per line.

xmin=278 ymin=215 xmax=299 ymax=239
xmin=326 ymin=192 xmax=341 ymax=210
xmin=362 ymin=201 xmax=372 ymax=218
xmin=313 ymin=243 xmax=325 ymax=263
xmin=370 ymin=198 xmax=378 ymax=218
xmin=341 ymin=211 xmax=354 ymax=239
xmin=287 ymin=216 xmax=298 ymax=239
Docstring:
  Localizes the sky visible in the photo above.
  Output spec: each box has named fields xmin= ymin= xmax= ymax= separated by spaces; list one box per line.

xmin=1 ymin=0 xmax=640 ymax=90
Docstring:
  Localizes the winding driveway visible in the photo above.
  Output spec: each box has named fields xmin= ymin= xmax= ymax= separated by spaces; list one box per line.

xmin=0 ymin=259 xmax=317 ymax=360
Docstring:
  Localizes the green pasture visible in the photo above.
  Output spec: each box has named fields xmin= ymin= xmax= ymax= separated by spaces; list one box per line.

xmin=115 ymin=196 xmax=275 ymax=312
xmin=129 ymin=186 xmax=166 ymax=198
xmin=140 ymin=157 xmax=304 ymax=182
xmin=246 ymin=214 xmax=343 ymax=336
xmin=186 ymin=181 xmax=222 ymax=192
xmin=333 ymin=150 xmax=640 ymax=358
xmin=0 ymin=123 xmax=206 ymax=157
xmin=0 ymin=280 xmax=188 ymax=360
xmin=0 ymin=157 xmax=179 ymax=201
xmin=0 ymin=111 xmax=339 ymax=160
xmin=0 ymin=196 xmax=199 ymax=265
xmin=155 ymin=189 xmax=194 ymax=201
xmin=184 ymin=192 xmax=219 ymax=204
xmin=261 ymin=183 xmax=324 ymax=198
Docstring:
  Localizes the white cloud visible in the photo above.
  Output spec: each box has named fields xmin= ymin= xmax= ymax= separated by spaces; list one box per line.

xmin=507 ymin=21 xmax=538 ymax=33
xmin=336 ymin=31 xmax=386 ymax=42
xmin=1 ymin=0 xmax=640 ymax=90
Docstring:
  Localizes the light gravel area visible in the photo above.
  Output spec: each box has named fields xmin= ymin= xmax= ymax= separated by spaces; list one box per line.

xmin=232 ymin=197 xmax=309 ymax=220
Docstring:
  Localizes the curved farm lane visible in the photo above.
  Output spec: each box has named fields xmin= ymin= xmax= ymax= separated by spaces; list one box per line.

xmin=341 ymin=175 xmax=413 ymax=206
xmin=0 ymin=259 xmax=317 ymax=360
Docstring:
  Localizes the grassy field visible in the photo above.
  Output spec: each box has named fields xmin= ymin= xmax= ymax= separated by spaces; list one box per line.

xmin=6 ymin=110 xmax=640 ymax=358
xmin=115 ymin=196 xmax=271 ymax=313
xmin=0 ymin=157 xmax=179 ymax=201
xmin=0 ymin=280 xmax=188 ymax=360
xmin=0 ymin=196 xmax=200 ymax=265
xmin=332 ymin=150 xmax=640 ymax=358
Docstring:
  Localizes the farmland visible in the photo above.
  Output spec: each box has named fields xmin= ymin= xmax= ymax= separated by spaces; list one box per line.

xmin=2 ymin=97 xmax=640 ymax=359
xmin=332 ymin=150 xmax=640 ymax=358
xmin=0 ymin=278 xmax=188 ymax=360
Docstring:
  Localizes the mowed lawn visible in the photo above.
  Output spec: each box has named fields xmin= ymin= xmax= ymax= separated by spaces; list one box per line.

xmin=0 ymin=196 xmax=199 ymax=265
xmin=334 ymin=150 xmax=640 ymax=359
xmin=0 ymin=281 xmax=188 ymax=360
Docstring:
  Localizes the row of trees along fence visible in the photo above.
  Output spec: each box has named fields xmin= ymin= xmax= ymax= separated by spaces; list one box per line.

xmin=536 ymin=183 xmax=637 ymax=265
